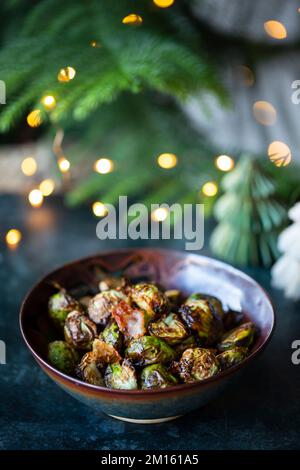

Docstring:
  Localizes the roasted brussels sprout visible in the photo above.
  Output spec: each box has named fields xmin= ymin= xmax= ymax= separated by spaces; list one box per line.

xmin=100 ymin=320 xmax=123 ymax=351
xmin=222 ymin=310 xmax=244 ymax=331
xmin=105 ymin=360 xmax=138 ymax=390
xmin=125 ymin=336 xmax=176 ymax=366
xmin=165 ymin=289 xmax=182 ymax=310
xmin=174 ymin=335 xmax=198 ymax=356
xmin=130 ymin=283 xmax=168 ymax=321
xmin=76 ymin=351 xmax=104 ymax=386
xmin=64 ymin=310 xmax=97 ymax=350
xmin=48 ymin=290 xmax=82 ymax=329
xmin=188 ymin=293 xmax=224 ymax=320
xmin=179 ymin=297 xmax=222 ymax=346
xmin=92 ymin=338 xmax=121 ymax=365
xmin=140 ymin=364 xmax=178 ymax=389
xmin=217 ymin=347 xmax=247 ymax=370
xmin=88 ymin=289 xmax=127 ymax=326
xmin=149 ymin=313 xmax=189 ymax=345
xmin=177 ymin=348 xmax=220 ymax=383
xmin=48 ymin=340 xmax=79 ymax=374
xmin=99 ymin=276 xmax=128 ymax=292
xmin=112 ymin=300 xmax=146 ymax=340
xmin=218 ymin=321 xmax=255 ymax=352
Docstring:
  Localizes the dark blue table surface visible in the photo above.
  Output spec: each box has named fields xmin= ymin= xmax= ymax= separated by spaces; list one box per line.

xmin=0 ymin=195 xmax=299 ymax=450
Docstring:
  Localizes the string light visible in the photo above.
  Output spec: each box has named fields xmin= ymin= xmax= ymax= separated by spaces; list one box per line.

xmin=151 ymin=207 xmax=168 ymax=222
xmin=215 ymin=155 xmax=234 ymax=172
xmin=122 ymin=14 xmax=143 ymax=25
xmin=268 ymin=141 xmax=292 ymax=167
xmin=264 ymin=20 xmax=287 ymax=40
xmin=27 ymin=110 xmax=42 ymax=128
xmin=58 ymin=157 xmax=70 ymax=173
xmin=57 ymin=66 xmax=76 ymax=82
xmin=157 ymin=153 xmax=177 ymax=169
xmin=153 ymin=0 xmax=175 ymax=7
xmin=253 ymin=101 xmax=276 ymax=126
xmin=6 ymin=229 xmax=22 ymax=248
xmin=236 ymin=65 xmax=255 ymax=87
xmin=39 ymin=179 xmax=55 ymax=196
xmin=94 ymin=158 xmax=114 ymax=174
xmin=41 ymin=95 xmax=56 ymax=110
xmin=28 ymin=189 xmax=44 ymax=208
xmin=21 ymin=157 xmax=37 ymax=176
xmin=202 ymin=181 xmax=218 ymax=197
xmin=92 ymin=202 xmax=107 ymax=217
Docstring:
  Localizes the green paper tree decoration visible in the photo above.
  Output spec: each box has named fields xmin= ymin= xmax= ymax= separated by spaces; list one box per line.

xmin=210 ymin=156 xmax=288 ymax=267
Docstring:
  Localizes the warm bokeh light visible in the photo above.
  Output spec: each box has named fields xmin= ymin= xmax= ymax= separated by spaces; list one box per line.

xmin=27 ymin=110 xmax=42 ymax=128
xmin=153 ymin=0 xmax=175 ymax=7
xmin=215 ymin=155 xmax=234 ymax=172
xmin=57 ymin=66 xmax=76 ymax=82
xmin=28 ymin=189 xmax=44 ymax=208
xmin=268 ymin=141 xmax=292 ymax=167
xmin=236 ymin=65 xmax=255 ymax=87
xmin=122 ymin=14 xmax=143 ymax=25
xmin=90 ymin=40 xmax=101 ymax=48
xmin=41 ymin=95 xmax=56 ymax=110
xmin=202 ymin=181 xmax=218 ymax=197
xmin=264 ymin=20 xmax=287 ymax=40
xmin=39 ymin=179 xmax=55 ymax=196
xmin=21 ymin=157 xmax=37 ymax=176
xmin=92 ymin=201 xmax=108 ymax=217
xmin=58 ymin=157 xmax=70 ymax=173
xmin=157 ymin=153 xmax=177 ymax=169
xmin=94 ymin=158 xmax=114 ymax=174
xmin=253 ymin=101 xmax=276 ymax=126
xmin=6 ymin=229 xmax=22 ymax=247
xmin=151 ymin=207 xmax=168 ymax=222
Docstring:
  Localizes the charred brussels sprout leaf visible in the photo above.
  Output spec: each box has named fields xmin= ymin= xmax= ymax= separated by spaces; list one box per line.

xmin=218 ymin=322 xmax=255 ymax=352
xmin=178 ymin=348 xmax=220 ymax=383
xmin=88 ymin=289 xmax=127 ymax=326
xmin=174 ymin=335 xmax=198 ymax=356
xmin=48 ymin=291 xmax=82 ymax=329
xmin=105 ymin=360 xmax=138 ymax=390
xmin=223 ymin=310 xmax=244 ymax=331
xmin=149 ymin=313 xmax=189 ymax=345
xmin=179 ymin=298 xmax=222 ymax=346
xmin=100 ymin=320 xmax=123 ymax=351
xmin=76 ymin=351 xmax=104 ymax=386
xmin=140 ymin=364 xmax=178 ymax=389
xmin=48 ymin=340 xmax=79 ymax=375
xmin=125 ymin=336 xmax=176 ymax=366
xmin=92 ymin=338 xmax=121 ymax=365
xmin=64 ymin=310 xmax=97 ymax=350
xmin=165 ymin=289 xmax=182 ymax=310
xmin=188 ymin=293 xmax=224 ymax=320
xmin=217 ymin=347 xmax=247 ymax=370
xmin=130 ymin=283 xmax=168 ymax=321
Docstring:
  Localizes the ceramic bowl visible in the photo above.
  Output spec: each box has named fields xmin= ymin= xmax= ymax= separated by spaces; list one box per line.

xmin=20 ymin=248 xmax=274 ymax=424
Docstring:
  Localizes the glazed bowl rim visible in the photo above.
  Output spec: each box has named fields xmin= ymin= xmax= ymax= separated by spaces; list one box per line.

xmin=20 ymin=247 xmax=275 ymax=396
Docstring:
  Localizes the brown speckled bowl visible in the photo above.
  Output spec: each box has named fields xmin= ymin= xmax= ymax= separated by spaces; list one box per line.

xmin=20 ymin=249 xmax=275 ymax=424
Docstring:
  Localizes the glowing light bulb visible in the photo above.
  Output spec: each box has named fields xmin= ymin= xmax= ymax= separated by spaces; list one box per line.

xmin=21 ymin=157 xmax=37 ymax=176
xmin=253 ymin=101 xmax=276 ymax=126
xmin=94 ymin=158 xmax=114 ymax=174
xmin=57 ymin=66 xmax=76 ymax=82
xmin=27 ymin=110 xmax=42 ymax=128
xmin=90 ymin=40 xmax=101 ymax=48
xmin=58 ymin=157 xmax=70 ymax=173
xmin=151 ymin=207 xmax=168 ymax=222
xmin=39 ymin=179 xmax=55 ymax=196
xmin=6 ymin=229 xmax=22 ymax=248
xmin=28 ymin=189 xmax=44 ymax=208
xmin=92 ymin=202 xmax=107 ymax=217
xmin=264 ymin=20 xmax=287 ymax=40
xmin=215 ymin=155 xmax=234 ymax=172
xmin=122 ymin=14 xmax=143 ymax=25
xmin=202 ymin=181 xmax=218 ymax=197
xmin=42 ymin=95 xmax=56 ymax=110
xmin=157 ymin=153 xmax=177 ymax=169
xmin=153 ymin=0 xmax=175 ymax=7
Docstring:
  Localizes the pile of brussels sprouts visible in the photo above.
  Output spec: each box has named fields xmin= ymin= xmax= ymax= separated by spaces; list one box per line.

xmin=47 ymin=277 xmax=256 ymax=390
